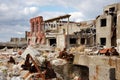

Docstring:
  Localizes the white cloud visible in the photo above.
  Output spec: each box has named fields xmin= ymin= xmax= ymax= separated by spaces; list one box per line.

xmin=37 ymin=11 xmax=65 ymax=20
xmin=23 ymin=7 xmax=38 ymax=15
xmin=0 ymin=3 xmax=8 ymax=11
xmin=16 ymin=32 xmax=24 ymax=35
xmin=25 ymin=0 xmax=51 ymax=6
xmin=0 ymin=0 xmax=119 ymax=42
xmin=69 ymin=12 xmax=85 ymax=22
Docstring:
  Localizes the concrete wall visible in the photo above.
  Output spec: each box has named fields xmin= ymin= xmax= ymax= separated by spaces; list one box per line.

xmin=103 ymin=3 xmax=120 ymax=14
xmin=116 ymin=58 xmax=120 ymax=80
xmin=96 ymin=15 xmax=112 ymax=48
xmin=68 ymin=23 xmax=80 ymax=34
xmin=73 ymin=54 xmax=120 ymax=80
xmin=58 ymin=23 xmax=80 ymax=35
xmin=57 ymin=34 xmax=66 ymax=50
xmin=117 ymin=11 xmax=120 ymax=53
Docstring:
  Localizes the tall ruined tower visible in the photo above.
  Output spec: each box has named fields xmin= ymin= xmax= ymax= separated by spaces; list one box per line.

xmin=96 ymin=3 xmax=120 ymax=48
xmin=27 ymin=16 xmax=45 ymax=45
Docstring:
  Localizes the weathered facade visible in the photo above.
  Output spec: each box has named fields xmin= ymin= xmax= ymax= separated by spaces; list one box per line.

xmin=73 ymin=55 xmax=120 ymax=80
xmin=18 ymin=2 xmax=120 ymax=80
xmin=96 ymin=3 xmax=120 ymax=49
xmin=117 ymin=3 xmax=120 ymax=53
xmin=27 ymin=16 xmax=45 ymax=45
xmin=44 ymin=14 xmax=95 ymax=50
xmin=73 ymin=3 xmax=120 ymax=80
xmin=44 ymin=14 xmax=70 ymax=50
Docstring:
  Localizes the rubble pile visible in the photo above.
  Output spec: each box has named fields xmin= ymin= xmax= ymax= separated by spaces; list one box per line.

xmin=0 ymin=45 xmax=75 ymax=80
xmin=0 ymin=44 xmax=119 ymax=80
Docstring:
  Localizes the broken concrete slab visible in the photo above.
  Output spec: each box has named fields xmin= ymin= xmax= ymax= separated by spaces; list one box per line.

xmin=21 ymin=46 xmax=40 ymax=59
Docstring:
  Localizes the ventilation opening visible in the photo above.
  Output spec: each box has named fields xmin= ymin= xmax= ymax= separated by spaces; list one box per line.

xmin=101 ymin=18 xmax=107 ymax=27
xmin=110 ymin=68 xmax=116 ymax=80
xmin=49 ymin=38 xmax=56 ymax=46
xmin=100 ymin=38 xmax=106 ymax=46
xmin=81 ymin=38 xmax=85 ymax=44
xmin=70 ymin=38 xmax=77 ymax=44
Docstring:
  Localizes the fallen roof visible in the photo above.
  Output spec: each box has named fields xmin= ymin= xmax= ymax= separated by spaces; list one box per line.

xmin=44 ymin=14 xmax=71 ymax=22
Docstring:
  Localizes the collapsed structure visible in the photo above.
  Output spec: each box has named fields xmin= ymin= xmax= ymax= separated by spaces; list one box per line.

xmin=26 ymin=3 xmax=120 ymax=52
xmin=24 ymin=3 xmax=120 ymax=80
xmin=96 ymin=3 xmax=119 ymax=49
xmin=27 ymin=15 xmax=96 ymax=50
xmin=0 ymin=2 xmax=120 ymax=80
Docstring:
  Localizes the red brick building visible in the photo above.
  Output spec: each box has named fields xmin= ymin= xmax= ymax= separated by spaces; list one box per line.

xmin=27 ymin=16 xmax=45 ymax=45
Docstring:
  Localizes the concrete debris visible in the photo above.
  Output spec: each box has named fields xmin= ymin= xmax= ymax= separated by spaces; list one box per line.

xmin=51 ymin=59 xmax=67 ymax=66
xmin=8 ymin=56 xmax=15 ymax=64
xmin=0 ymin=70 xmax=7 ymax=80
xmin=69 ymin=45 xmax=85 ymax=54
xmin=0 ymin=43 xmax=120 ymax=80
xmin=1 ymin=2 xmax=120 ymax=80
xmin=21 ymin=46 xmax=40 ymax=59
xmin=98 ymin=47 xmax=119 ymax=56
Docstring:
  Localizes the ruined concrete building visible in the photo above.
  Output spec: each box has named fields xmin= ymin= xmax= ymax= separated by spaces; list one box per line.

xmin=73 ymin=3 xmax=120 ymax=80
xmin=27 ymin=14 xmax=95 ymax=50
xmin=26 ymin=3 xmax=120 ymax=51
xmin=44 ymin=15 xmax=96 ymax=50
xmin=96 ymin=3 xmax=120 ymax=50
xmin=24 ymin=3 xmax=120 ymax=80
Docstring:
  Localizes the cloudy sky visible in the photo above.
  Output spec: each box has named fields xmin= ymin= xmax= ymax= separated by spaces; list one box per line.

xmin=0 ymin=0 xmax=119 ymax=42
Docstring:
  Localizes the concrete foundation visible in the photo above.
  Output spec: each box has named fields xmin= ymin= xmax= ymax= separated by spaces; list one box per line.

xmin=73 ymin=54 xmax=120 ymax=80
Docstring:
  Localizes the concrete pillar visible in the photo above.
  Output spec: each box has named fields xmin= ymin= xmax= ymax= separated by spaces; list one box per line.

xmin=67 ymin=17 xmax=69 ymax=35
xmin=117 ymin=11 xmax=120 ymax=53
xmin=89 ymin=65 xmax=115 ymax=80
xmin=57 ymin=35 xmax=66 ymax=50
xmin=116 ymin=58 xmax=120 ymax=80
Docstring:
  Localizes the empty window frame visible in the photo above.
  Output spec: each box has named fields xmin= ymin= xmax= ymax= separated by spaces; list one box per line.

xmin=70 ymin=38 xmax=77 ymax=44
xmin=100 ymin=38 xmax=106 ymax=45
xmin=109 ymin=7 xmax=115 ymax=12
xmin=49 ymin=38 xmax=56 ymax=46
xmin=100 ymin=18 xmax=107 ymax=27
xmin=81 ymin=38 xmax=85 ymax=44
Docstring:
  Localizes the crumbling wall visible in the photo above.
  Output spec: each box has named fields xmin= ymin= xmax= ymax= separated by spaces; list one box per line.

xmin=27 ymin=16 xmax=45 ymax=45
xmin=116 ymin=58 xmax=120 ymax=80
xmin=57 ymin=35 xmax=66 ymax=50
xmin=96 ymin=15 xmax=112 ymax=48
xmin=68 ymin=65 xmax=89 ymax=80
xmin=117 ymin=11 xmax=120 ymax=53
xmin=73 ymin=54 xmax=120 ymax=80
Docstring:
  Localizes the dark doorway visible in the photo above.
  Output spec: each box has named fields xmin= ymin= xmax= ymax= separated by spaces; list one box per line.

xmin=110 ymin=68 xmax=116 ymax=80
xmin=72 ymin=65 xmax=89 ymax=80
xmin=49 ymin=38 xmax=56 ymax=46
xmin=100 ymin=38 xmax=106 ymax=45
xmin=81 ymin=38 xmax=85 ymax=44
xmin=70 ymin=38 xmax=77 ymax=44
